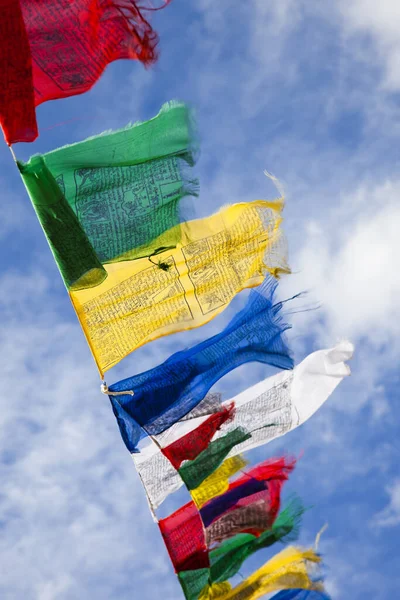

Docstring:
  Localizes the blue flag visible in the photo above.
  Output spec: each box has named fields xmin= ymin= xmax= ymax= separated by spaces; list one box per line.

xmin=108 ymin=276 xmax=294 ymax=452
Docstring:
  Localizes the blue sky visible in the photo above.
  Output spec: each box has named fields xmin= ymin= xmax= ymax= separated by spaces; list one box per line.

xmin=1 ymin=1 xmax=400 ymax=598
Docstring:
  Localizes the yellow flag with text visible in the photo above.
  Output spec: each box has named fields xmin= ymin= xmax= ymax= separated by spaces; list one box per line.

xmin=70 ymin=199 xmax=288 ymax=376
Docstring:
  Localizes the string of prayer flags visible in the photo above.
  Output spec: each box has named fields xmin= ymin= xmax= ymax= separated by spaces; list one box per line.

xmin=131 ymin=342 xmax=354 ymax=510
xmin=271 ymin=591 xmax=331 ymax=600
xmin=1 ymin=1 xmax=349 ymax=595
xmin=1 ymin=0 xmax=172 ymax=144
xmin=19 ymin=142 xmax=288 ymax=375
xmin=109 ymin=275 xmax=293 ymax=452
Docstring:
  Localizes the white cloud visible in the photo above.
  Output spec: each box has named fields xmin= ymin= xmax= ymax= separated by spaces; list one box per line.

xmin=373 ymin=479 xmax=400 ymax=527
xmin=283 ymin=178 xmax=400 ymax=349
xmin=338 ymin=0 xmax=400 ymax=89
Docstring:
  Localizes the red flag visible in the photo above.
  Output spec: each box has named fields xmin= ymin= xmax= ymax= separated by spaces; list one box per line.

xmin=0 ymin=0 xmax=170 ymax=145
xmin=158 ymin=503 xmax=210 ymax=573
xmin=162 ymin=404 xmax=236 ymax=470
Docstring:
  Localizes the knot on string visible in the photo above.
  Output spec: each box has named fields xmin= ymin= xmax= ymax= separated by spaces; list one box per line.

xmin=101 ymin=382 xmax=134 ymax=397
xmin=148 ymin=255 xmax=171 ymax=271
xmin=147 ymin=247 xmax=175 ymax=271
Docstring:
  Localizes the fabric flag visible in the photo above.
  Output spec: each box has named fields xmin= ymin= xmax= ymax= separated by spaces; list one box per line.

xmin=20 ymin=158 xmax=287 ymax=376
xmin=158 ymin=456 xmax=295 ymax=574
xmin=191 ymin=455 xmax=249 ymax=509
xmin=177 ymin=501 xmax=306 ymax=600
xmin=1 ymin=0 xmax=171 ymax=144
xmin=158 ymin=502 xmax=210 ymax=573
xmin=178 ymin=428 xmax=252 ymax=491
xmin=19 ymin=101 xmax=198 ymax=289
xmin=209 ymin=497 xmax=305 ymax=583
xmin=200 ymin=545 xmax=324 ymax=600
xmin=271 ymin=591 xmax=331 ymax=600
xmin=109 ymin=274 xmax=293 ymax=451
xmin=206 ymin=499 xmax=280 ymax=546
xmin=162 ymin=403 xmax=236 ymax=470
xmin=73 ymin=199 xmax=287 ymax=376
xmin=178 ymin=569 xmax=211 ymax=600
xmin=132 ymin=341 xmax=354 ymax=510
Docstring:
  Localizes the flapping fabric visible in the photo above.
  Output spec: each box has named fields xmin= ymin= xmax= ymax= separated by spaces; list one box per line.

xmin=206 ymin=499 xmax=279 ymax=545
xmin=179 ymin=428 xmax=251 ymax=490
xmin=199 ymin=582 xmax=231 ymax=599
xmin=209 ymin=498 xmax=305 ymax=582
xmin=162 ymin=404 xmax=236 ymax=470
xmin=19 ymin=102 xmax=198 ymax=290
xmin=159 ymin=456 xmax=296 ymax=586
xmin=200 ymin=456 xmax=295 ymax=528
xmin=0 ymin=0 xmax=171 ymax=144
xmin=110 ymin=274 xmax=293 ymax=450
xmin=201 ymin=545 xmax=323 ymax=600
xmin=178 ymin=569 xmax=211 ymax=600
xmin=71 ymin=199 xmax=287 ymax=375
xmin=133 ymin=342 xmax=353 ymax=509
xmin=191 ymin=455 xmax=249 ymax=509
xmin=159 ymin=503 xmax=209 ymax=573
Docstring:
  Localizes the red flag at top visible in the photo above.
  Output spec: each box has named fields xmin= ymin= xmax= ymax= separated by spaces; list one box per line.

xmin=0 ymin=0 xmax=171 ymax=145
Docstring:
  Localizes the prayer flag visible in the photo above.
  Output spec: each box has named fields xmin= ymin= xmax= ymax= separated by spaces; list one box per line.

xmin=209 ymin=498 xmax=305 ymax=582
xmin=133 ymin=342 xmax=353 ymax=509
xmin=191 ymin=455 xmax=249 ymax=509
xmin=162 ymin=403 xmax=235 ymax=470
xmin=0 ymin=0 xmax=171 ymax=144
xmin=109 ymin=275 xmax=293 ymax=451
xmin=178 ymin=569 xmax=211 ymax=600
xmin=72 ymin=200 xmax=288 ymax=375
xmin=178 ymin=428 xmax=252 ymax=491
xmin=19 ymin=102 xmax=198 ymax=290
xmin=159 ymin=503 xmax=209 ymax=573
xmin=206 ymin=499 xmax=281 ymax=545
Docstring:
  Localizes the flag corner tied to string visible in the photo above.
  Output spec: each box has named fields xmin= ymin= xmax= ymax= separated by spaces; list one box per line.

xmin=0 ymin=0 xmax=173 ymax=144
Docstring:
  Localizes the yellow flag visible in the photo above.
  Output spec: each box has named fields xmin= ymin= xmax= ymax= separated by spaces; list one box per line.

xmin=191 ymin=455 xmax=248 ymax=508
xmin=216 ymin=545 xmax=323 ymax=600
xmin=70 ymin=199 xmax=288 ymax=376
